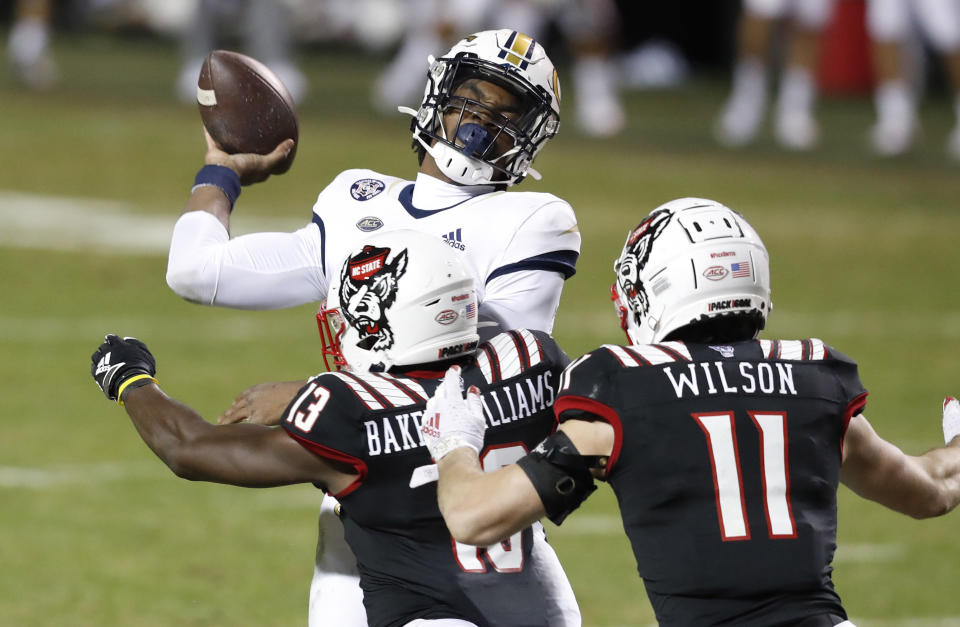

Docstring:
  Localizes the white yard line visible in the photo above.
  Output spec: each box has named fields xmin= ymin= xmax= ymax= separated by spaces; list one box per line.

xmin=0 ymin=190 xmax=304 ymax=255
xmin=0 ymin=461 xmax=162 ymax=487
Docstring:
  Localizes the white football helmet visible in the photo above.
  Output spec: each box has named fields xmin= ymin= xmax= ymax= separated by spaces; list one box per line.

xmin=400 ymin=29 xmax=561 ymax=186
xmin=611 ymin=198 xmax=773 ymax=345
xmin=317 ymin=230 xmax=480 ymax=372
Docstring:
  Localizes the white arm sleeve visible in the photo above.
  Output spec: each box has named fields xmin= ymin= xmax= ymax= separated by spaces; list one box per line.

xmin=477 ymin=269 xmax=565 ymax=341
xmin=166 ymin=211 xmax=328 ymax=310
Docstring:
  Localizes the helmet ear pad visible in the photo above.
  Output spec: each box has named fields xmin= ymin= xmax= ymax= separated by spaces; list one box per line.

xmin=614 ymin=198 xmax=773 ymax=346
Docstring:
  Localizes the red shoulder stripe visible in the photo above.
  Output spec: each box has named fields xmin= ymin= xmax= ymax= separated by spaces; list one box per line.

xmin=284 ymin=431 xmax=368 ymax=498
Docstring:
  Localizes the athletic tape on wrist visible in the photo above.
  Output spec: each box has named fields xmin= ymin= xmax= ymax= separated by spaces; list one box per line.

xmin=192 ymin=165 xmax=241 ymax=212
xmin=117 ymin=374 xmax=157 ymax=406
xmin=430 ymin=436 xmax=479 ymax=462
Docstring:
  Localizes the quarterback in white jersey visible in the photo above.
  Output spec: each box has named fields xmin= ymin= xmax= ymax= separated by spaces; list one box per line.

xmin=166 ymin=30 xmax=581 ymax=627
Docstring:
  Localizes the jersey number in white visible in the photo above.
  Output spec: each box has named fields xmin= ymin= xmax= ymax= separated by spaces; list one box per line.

xmin=693 ymin=411 xmax=796 ymax=541
xmin=453 ymin=444 xmax=527 ymax=573
xmin=285 ymin=382 xmax=331 ymax=433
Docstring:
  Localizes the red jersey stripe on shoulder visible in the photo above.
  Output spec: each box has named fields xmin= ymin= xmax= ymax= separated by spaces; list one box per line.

xmin=759 ymin=338 xmax=828 ymax=361
xmin=759 ymin=339 xmax=782 ymax=359
xmin=488 ymin=332 xmax=523 ymax=379
xmin=603 ymin=344 xmax=645 ymax=366
xmin=329 ymin=372 xmax=385 ymax=410
xmin=481 ymin=344 xmax=501 ymax=383
xmin=779 ymin=340 xmax=803 ymax=361
xmin=759 ymin=339 xmax=772 ymax=358
xmin=810 ymin=338 xmax=826 ymax=360
xmin=285 ymin=431 xmax=368 ymax=498
xmin=508 ymin=330 xmax=531 ymax=370
xmin=555 ymin=395 xmax=622 ymax=475
xmin=374 ymin=372 xmax=426 ymax=404
xmin=341 ymin=372 xmax=393 ymax=409
xmin=657 ymin=342 xmax=693 ymax=361
xmin=517 ymin=329 xmax=543 ymax=367
xmin=628 ymin=344 xmax=682 ymax=365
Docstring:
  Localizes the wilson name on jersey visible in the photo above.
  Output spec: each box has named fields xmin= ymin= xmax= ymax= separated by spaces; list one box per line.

xmin=282 ymin=329 xmax=568 ymax=627
xmin=555 ymin=339 xmax=868 ymax=627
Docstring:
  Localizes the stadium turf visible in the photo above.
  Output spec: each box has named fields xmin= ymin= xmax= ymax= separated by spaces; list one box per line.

xmin=2 ymin=32 xmax=959 ymax=626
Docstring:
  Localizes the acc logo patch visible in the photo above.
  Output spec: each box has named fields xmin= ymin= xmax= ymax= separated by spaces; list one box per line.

xmin=356 ymin=217 xmax=384 ymax=232
xmin=435 ymin=309 xmax=459 ymax=325
xmin=702 ymin=265 xmax=729 ymax=281
xmin=350 ymin=178 xmax=385 ymax=201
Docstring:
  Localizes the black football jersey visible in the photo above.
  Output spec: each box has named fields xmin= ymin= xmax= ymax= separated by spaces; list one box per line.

xmin=555 ymin=339 xmax=868 ymax=627
xmin=282 ymin=329 xmax=568 ymax=627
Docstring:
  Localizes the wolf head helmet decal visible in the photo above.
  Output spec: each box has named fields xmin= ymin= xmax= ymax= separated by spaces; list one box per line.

xmin=318 ymin=229 xmax=480 ymax=372
xmin=339 ymin=244 xmax=409 ymax=352
xmin=614 ymin=208 xmax=673 ymax=323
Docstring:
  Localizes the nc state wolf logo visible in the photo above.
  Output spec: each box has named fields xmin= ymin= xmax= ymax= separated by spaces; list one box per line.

xmin=339 ymin=244 xmax=408 ymax=351
xmin=616 ymin=208 xmax=672 ymax=321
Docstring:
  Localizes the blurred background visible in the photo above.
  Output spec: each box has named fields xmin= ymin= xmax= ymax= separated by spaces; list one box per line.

xmin=2 ymin=0 xmax=960 ymax=625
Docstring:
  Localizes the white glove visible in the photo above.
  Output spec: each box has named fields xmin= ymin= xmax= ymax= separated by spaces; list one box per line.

xmin=420 ymin=366 xmax=486 ymax=461
xmin=943 ymin=396 xmax=960 ymax=444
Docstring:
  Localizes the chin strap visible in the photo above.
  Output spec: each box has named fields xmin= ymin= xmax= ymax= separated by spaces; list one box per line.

xmin=398 ymin=106 xmax=542 ymax=184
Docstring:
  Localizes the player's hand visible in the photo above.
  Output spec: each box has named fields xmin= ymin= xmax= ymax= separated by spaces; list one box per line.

xmin=91 ymin=334 xmax=157 ymax=404
xmin=203 ymin=128 xmax=295 ymax=186
xmin=420 ymin=366 xmax=486 ymax=461
xmin=943 ymin=396 xmax=960 ymax=444
xmin=218 ymin=380 xmax=304 ymax=426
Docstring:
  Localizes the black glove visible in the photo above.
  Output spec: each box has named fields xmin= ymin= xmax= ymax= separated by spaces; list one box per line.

xmin=91 ymin=334 xmax=157 ymax=404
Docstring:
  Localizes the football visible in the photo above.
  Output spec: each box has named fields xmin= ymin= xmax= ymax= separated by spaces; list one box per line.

xmin=197 ymin=50 xmax=299 ymax=173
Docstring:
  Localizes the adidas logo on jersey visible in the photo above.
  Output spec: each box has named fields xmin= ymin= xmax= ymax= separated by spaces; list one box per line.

xmin=442 ymin=228 xmax=466 ymax=251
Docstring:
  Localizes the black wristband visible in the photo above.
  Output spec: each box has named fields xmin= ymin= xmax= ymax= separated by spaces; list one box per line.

xmin=117 ymin=373 xmax=157 ymax=406
xmin=192 ymin=165 xmax=241 ymax=212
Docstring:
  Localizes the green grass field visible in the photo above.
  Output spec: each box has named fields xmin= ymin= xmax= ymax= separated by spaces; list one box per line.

xmin=3 ymin=32 xmax=960 ymax=626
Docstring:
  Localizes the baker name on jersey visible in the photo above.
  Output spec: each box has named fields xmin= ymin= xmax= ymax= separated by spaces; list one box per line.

xmin=663 ymin=361 xmax=797 ymax=399
xmin=362 ymin=372 xmax=556 ymax=456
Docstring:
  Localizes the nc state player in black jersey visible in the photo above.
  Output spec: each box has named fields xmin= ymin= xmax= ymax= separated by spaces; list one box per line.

xmin=89 ymin=229 xmax=574 ymax=627
xmin=422 ymin=198 xmax=960 ymax=627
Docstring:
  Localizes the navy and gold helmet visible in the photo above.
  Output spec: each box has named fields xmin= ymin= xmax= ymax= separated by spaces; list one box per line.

xmin=401 ymin=29 xmax=561 ymax=186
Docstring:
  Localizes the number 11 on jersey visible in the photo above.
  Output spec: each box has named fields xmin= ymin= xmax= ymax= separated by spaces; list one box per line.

xmin=693 ymin=411 xmax=796 ymax=541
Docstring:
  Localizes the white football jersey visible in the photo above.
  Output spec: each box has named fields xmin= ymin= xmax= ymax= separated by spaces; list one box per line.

xmin=311 ymin=169 xmax=580 ymax=306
